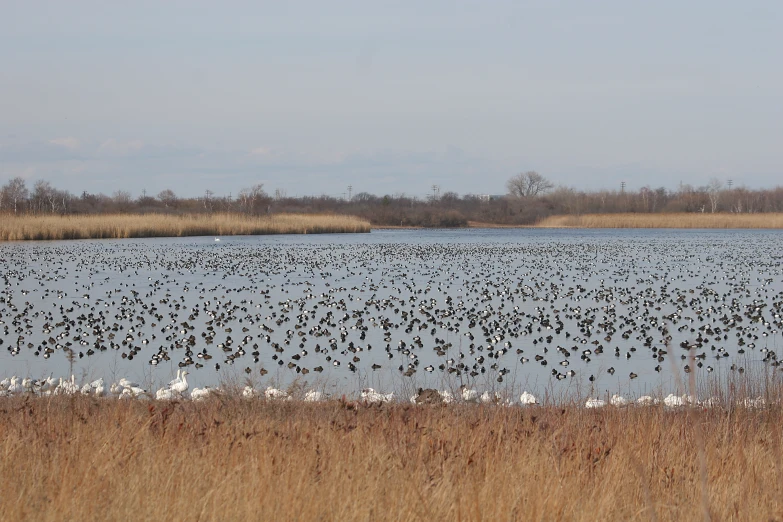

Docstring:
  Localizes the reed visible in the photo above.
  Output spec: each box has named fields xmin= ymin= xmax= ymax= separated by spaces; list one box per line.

xmin=536 ymin=212 xmax=783 ymax=228
xmin=0 ymin=213 xmax=371 ymax=241
xmin=1 ymin=396 xmax=782 ymax=521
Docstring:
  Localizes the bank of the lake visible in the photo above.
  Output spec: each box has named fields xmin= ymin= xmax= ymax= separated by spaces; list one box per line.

xmin=535 ymin=212 xmax=783 ymax=229
xmin=0 ymin=213 xmax=371 ymax=240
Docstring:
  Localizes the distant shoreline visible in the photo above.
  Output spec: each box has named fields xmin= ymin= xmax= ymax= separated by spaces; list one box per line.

xmin=376 ymin=213 xmax=783 ymax=229
xmin=2 ymin=212 xmax=782 ymax=241
xmin=0 ymin=213 xmax=371 ymax=241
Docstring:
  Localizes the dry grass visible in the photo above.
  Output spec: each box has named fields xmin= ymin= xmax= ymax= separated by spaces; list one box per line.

xmin=537 ymin=212 xmax=783 ymax=228
xmin=2 ymin=396 xmax=783 ymax=521
xmin=0 ymin=213 xmax=370 ymax=240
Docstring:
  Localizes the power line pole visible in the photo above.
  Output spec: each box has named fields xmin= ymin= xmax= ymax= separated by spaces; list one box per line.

xmin=347 ymin=185 xmax=353 ymax=201
xmin=727 ymin=179 xmax=733 ymax=189
xmin=620 ymin=181 xmax=626 ymax=193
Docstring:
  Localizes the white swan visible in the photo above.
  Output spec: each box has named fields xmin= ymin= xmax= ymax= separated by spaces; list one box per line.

xmin=8 ymin=376 xmax=23 ymax=395
xmin=360 ymin=388 xmax=393 ymax=403
xmin=156 ymin=387 xmax=176 ymax=400
xmin=480 ymin=391 xmax=501 ymax=404
xmin=167 ymin=370 xmax=182 ymax=388
xmin=119 ymin=377 xmax=140 ymax=389
xmin=743 ymin=396 xmax=765 ymax=409
xmin=610 ymin=394 xmax=629 ymax=407
xmin=61 ymin=375 xmax=79 ymax=395
xmin=304 ymin=390 xmax=324 ymax=402
xmin=663 ymin=394 xmax=684 ymax=408
xmin=170 ymin=371 xmax=189 ymax=395
xmin=190 ymin=387 xmax=213 ymax=401
xmin=40 ymin=376 xmax=57 ymax=394
xmin=242 ymin=385 xmax=259 ymax=398
xmin=439 ymin=390 xmax=455 ymax=404
xmin=519 ymin=391 xmax=538 ymax=405
xmin=636 ymin=395 xmax=657 ymax=406
xmin=585 ymin=398 xmax=606 ymax=408
xmin=264 ymin=387 xmax=289 ymax=400
xmin=460 ymin=385 xmax=479 ymax=403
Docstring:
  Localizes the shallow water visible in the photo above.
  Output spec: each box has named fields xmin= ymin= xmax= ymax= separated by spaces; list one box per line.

xmin=1 ymin=228 xmax=782 ymax=400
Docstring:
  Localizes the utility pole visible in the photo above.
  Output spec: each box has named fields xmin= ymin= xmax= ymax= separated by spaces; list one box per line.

xmin=347 ymin=185 xmax=353 ymax=202
xmin=620 ymin=181 xmax=626 ymax=193
xmin=727 ymin=179 xmax=733 ymax=189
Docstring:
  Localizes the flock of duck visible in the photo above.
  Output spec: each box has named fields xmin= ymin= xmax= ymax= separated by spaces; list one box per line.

xmin=1 ymin=230 xmax=782 ymax=407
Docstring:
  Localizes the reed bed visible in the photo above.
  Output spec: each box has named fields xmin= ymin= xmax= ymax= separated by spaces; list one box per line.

xmin=0 ymin=213 xmax=371 ymax=241
xmin=1 ymin=396 xmax=782 ymax=521
xmin=537 ymin=212 xmax=783 ymax=228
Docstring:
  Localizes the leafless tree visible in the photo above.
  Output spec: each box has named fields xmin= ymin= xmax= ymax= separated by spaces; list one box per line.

xmin=158 ymin=189 xmax=178 ymax=208
xmin=3 ymin=177 xmax=29 ymax=214
xmin=506 ymin=171 xmax=554 ymax=198
xmin=31 ymin=180 xmax=61 ymax=214
xmin=112 ymin=190 xmax=132 ymax=212
xmin=707 ymin=178 xmax=723 ymax=213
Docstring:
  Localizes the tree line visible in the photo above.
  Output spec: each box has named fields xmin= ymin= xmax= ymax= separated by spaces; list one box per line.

xmin=1 ymin=173 xmax=782 ymax=227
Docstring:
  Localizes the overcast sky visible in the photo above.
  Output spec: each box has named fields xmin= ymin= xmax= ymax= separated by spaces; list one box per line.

xmin=1 ymin=1 xmax=781 ymax=199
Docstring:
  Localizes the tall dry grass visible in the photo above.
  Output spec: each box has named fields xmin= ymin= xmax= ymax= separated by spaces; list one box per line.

xmin=537 ymin=212 xmax=783 ymax=229
xmin=0 ymin=213 xmax=370 ymax=241
xmin=2 ymin=396 xmax=782 ymax=521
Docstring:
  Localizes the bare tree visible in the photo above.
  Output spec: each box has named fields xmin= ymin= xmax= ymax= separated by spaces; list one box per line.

xmin=506 ymin=171 xmax=554 ymax=198
xmin=157 ymin=189 xmax=177 ymax=208
xmin=3 ymin=177 xmax=29 ymax=214
xmin=31 ymin=180 xmax=60 ymax=214
xmin=112 ymin=190 xmax=132 ymax=212
xmin=707 ymin=178 xmax=723 ymax=213
xmin=203 ymin=189 xmax=214 ymax=211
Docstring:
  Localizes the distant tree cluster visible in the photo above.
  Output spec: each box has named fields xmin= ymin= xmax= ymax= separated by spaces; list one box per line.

xmin=1 ymin=173 xmax=782 ymax=227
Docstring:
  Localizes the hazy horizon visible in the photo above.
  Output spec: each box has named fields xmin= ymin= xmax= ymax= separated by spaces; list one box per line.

xmin=2 ymin=1 xmax=781 ymax=199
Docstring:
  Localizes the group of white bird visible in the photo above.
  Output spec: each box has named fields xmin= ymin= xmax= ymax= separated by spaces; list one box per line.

xmin=354 ymin=387 xmax=540 ymax=406
xmin=0 ymin=375 xmax=768 ymax=409
xmin=584 ymin=393 xmax=767 ymax=409
xmin=0 ymin=375 xmax=103 ymax=397
xmin=241 ymin=385 xmax=325 ymax=402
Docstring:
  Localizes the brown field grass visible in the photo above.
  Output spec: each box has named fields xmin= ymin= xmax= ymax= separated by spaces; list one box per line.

xmin=537 ymin=212 xmax=783 ymax=229
xmin=2 ymin=396 xmax=782 ymax=521
xmin=0 ymin=213 xmax=371 ymax=240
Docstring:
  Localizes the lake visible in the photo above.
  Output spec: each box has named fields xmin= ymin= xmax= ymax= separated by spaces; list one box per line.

xmin=1 ymin=228 xmax=782 ymax=403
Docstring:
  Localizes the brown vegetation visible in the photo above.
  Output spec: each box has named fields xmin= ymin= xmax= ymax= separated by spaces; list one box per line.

xmin=0 ymin=213 xmax=370 ymax=241
xmin=537 ymin=212 xmax=783 ymax=229
xmin=1 ymin=396 xmax=782 ymax=521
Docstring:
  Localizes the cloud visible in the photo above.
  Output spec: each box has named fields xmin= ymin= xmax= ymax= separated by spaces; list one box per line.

xmin=248 ymin=146 xmax=272 ymax=156
xmin=0 ymin=140 xmax=82 ymax=162
xmin=98 ymin=138 xmax=144 ymax=156
xmin=49 ymin=137 xmax=80 ymax=150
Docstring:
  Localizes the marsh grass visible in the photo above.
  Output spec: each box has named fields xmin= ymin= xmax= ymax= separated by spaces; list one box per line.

xmin=2 ymin=394 xmax=783 ymax=521
xmin=0 ymin=213 xmax=370 ymax=241
xmin=536 ymin=212 xmax=783 ymax=229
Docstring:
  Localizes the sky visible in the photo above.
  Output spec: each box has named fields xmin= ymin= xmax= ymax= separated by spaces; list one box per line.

xmin=1 ymin=0 xmax=781 ymax=199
